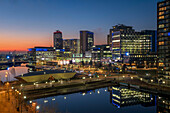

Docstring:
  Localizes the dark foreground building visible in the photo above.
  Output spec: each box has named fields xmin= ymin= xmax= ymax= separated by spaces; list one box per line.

xmin=157 ymin=0 xmax=170 ymax=85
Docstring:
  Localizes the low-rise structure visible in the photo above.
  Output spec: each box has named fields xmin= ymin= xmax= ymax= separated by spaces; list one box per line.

xmin=28 ymin=47 xmax=64 ymax=65
xmin=91 ymin=45 xmax=112 ymax=63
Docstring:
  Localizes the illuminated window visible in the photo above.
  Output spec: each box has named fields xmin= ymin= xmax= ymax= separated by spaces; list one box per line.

xmin=159 ymin=7 xmax=166 ymax=11
xmin=164 ymin=28 xmax=167 ymax=31
xmin=159 ymin=24 xmax=164 ymax=28
xmin=159 ymin=12 xmax=164 ymax=15
xmin=159 ymin=16 xmax=164 ymax=19
xmin=159 ymin=41 xmax=164 ymax=45
xmin=159 ymin=63 xmax=164 ymax=66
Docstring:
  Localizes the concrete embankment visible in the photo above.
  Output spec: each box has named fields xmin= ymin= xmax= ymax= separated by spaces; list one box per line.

xmin=118 ymin=79 xmax=170 ymax=96
xmin=20 ymin=79 xmax=115 ymax=100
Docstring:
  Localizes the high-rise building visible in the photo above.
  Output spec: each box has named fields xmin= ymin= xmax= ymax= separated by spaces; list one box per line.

xmin=157 ymin=0 xmax=170 ymax=83
xmin=80 ymin=31 xmax=94 ymax=56
xmin=53 ymin=30 xmax=63 ymax=49
xmin=63 ymin=39 xmax=80 ymax=54
xmin=110 ymin=24 xmax=157 ymax=67
xmin=107 ymin=34 xmax=112 ymax=46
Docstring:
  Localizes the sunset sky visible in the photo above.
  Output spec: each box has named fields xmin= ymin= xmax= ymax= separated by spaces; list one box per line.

xmin=0 ymin=0 xmax=158 ymax=51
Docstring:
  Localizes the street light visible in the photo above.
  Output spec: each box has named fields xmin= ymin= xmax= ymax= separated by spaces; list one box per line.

xmin=36 ymin=105 xmax=40 ymax=110
xmin=24 ymin=96 xmax=26 ymax=99
xmin=97 ymin=90 xmax=100 ymax=94
xmin=32 ymin=102 xmax=37 ymax=113
xmin=44 ymin=100 xmax=48 ymax=103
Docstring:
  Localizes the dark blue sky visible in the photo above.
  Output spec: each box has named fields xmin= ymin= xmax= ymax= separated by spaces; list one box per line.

xmin=0 ymin=0 xmax=158 ymax=50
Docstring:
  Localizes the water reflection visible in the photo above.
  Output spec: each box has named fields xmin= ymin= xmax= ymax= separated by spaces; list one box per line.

xmin=27 ymin=86 xmax=170 ymax=113
xmin=110 ymin=86 xmax=156 ymax=108
xmin=157 ymin=96 xmax=170 ymax=113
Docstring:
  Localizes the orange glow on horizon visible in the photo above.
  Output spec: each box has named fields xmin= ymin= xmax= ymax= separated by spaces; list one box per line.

xmin=0 ymin=31 xmax=105 ymax=51
xmin=0 ymin=31 xmax=52 ymax=51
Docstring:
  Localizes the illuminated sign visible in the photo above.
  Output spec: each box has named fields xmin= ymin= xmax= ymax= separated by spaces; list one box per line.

xmin=112 ymin=40 xmax=120 ymax=42
xmin=125 ymin=52 xmax=129 ymax=56
xmin=60 ymin=49 xmax=65 ymax=52
xmin=28 ymin=49 xmax=32 ymax=51
xmin=6 ymin=56 xmax=10 ymax=59
xmin=36 ymin=48 xmax=47 ymax=51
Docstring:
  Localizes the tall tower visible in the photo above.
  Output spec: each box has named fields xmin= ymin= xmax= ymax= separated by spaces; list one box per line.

xmin=80 ymin=31 xmax=94 ymax=56
xmin=53 ymin=30 xmax=63 ymax=49
xmin=157 ymin=0 xmax=170 ymax=84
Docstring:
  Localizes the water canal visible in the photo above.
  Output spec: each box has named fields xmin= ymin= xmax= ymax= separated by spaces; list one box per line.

xmin=27 ymin=86 xmax=169 ymax=113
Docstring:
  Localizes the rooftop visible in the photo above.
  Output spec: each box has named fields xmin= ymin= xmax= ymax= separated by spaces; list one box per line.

xmin=17 ymin=70 xmax=72 ymax=77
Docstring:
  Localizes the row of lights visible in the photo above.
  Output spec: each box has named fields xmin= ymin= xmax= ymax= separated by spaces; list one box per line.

xmin=29 ymin=101 xmax=40 ymax=110
xmin=32 ymin=89 xmax=108 ymax=105
xmin=140 ymin=78 xmax=166 ymax=84
xmin=12 ymin=87 xmax=40 ymax=111
xmin=12 ymin=87 xmax=27 ymax=99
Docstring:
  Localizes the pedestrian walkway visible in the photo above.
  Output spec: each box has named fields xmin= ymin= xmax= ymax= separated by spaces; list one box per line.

xmin=0 ymin=87 xmax=33 ymax=113
xmin=0 ymin=90 xmax=19 ymax=113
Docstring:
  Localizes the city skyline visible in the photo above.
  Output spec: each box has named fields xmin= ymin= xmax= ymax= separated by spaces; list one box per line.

xmin=0 ymin=0 xmax=170 ymax=112
xmin=0 ymin=0 xmax=158 ymax=51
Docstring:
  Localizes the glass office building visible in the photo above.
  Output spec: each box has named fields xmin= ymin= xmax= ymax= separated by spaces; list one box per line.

xmin=110 ymin=24 xmax=157 ymax=67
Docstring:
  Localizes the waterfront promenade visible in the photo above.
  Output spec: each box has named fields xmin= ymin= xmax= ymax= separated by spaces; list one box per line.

xmin=2 ymin=71 xmax=170 ymax=113
xmin=0 ymin=89 xmax=19 ymax=113
xmin=119 ymin=78 xmax=170 ymax=96
xmin=0 ymin=86 xmax=34 ymax=113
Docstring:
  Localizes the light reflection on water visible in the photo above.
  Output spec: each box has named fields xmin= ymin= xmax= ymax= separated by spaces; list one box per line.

xmin=27 ymin=86 xmax=170 ymax=113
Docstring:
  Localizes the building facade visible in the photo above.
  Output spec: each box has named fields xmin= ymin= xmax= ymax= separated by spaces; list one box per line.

xmin=63 ymin=39 xmax=80 ymax=54
xmin=53 ymin=30 xmax=63 ymax=49
xmin=107 ymin=34 xmax=112 ymax=46
xmin=141 ymin=30 xmax=157 ymax=53
xmin=80 ymin=31 xmax=94 ymax=56
xmin=28 ymin=47 xmax=64 ymax=65
xmin=157 ymin=0 xmax=170 ymax=84
xmin=110 ymin=24 xmax=157 ymax=67
xmin=91 ymin=45 xmax=112 ymax=63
